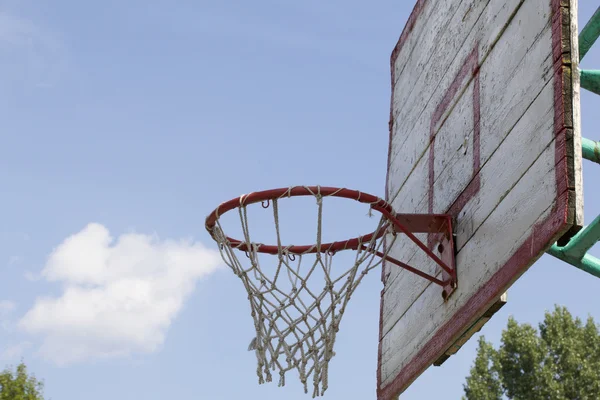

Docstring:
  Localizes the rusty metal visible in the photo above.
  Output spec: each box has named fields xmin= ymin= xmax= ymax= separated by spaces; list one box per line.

xmin=206 ymin=186 xmax=458 ymax=298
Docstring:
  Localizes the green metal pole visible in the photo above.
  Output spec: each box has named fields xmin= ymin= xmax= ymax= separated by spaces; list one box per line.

xmin=547 ymin=245 xmax=600 ymax=279
xmin=558 ymin=214 xmax=600 ymax=259
xmin=546 ymin=140 xmax=600 ymax=278
xmin=579 ymin=7 xmax=600 ymax=61
xmin=580 ymin=69 xmax=600 ymax=95
xmin=582 ymin=137 xmax=600 ymax=164
xmin=576 ymin=254 xmax=600 ymax=278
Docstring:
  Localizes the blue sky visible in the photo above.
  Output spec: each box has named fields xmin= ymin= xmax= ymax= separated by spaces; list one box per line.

xmin=0 ymin=1 xmax=599 ymax=399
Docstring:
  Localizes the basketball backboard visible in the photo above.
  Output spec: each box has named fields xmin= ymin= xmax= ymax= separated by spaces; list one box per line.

xmin=378 ymin=0 xmax=583 ymax=398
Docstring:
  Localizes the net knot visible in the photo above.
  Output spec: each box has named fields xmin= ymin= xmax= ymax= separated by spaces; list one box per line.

xmin=278 ymin=371 xmax=286 ymax=387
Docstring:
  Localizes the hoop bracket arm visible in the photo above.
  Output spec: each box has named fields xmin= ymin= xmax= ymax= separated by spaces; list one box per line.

xmin=375 ymin=208 xmax=457 ymax=300
xmin=361 ymin=246 xmax=447 ymax=287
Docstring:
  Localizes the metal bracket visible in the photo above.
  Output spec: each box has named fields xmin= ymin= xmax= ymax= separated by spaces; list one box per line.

xmin=371 ymin=210 xmax=457 ymax=300
xmin=548 ymin=216 xmax=600 ymax=278
xmin=548 ymin=138 xmax=600 ymax=278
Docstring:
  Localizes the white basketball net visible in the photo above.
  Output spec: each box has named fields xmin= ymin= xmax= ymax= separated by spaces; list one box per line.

xmin=210 ymin=187 xmax=398 ymax=397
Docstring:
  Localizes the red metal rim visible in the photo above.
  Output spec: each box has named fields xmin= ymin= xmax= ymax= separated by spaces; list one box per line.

xmin=205 ymin=186 xmax=394 ymax=255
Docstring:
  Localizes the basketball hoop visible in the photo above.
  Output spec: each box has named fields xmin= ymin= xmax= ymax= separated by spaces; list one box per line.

xmin=205 ymin=186 xmax=456 ymax=397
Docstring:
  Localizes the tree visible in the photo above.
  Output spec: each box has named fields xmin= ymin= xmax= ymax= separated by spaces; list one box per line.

xmin=463 ymin=336 xmax=503 ymax=400
xmin=463 ymin=306 xmax=600 ymax=400
xmin=0 ymin=362 xmax=44 ymax=400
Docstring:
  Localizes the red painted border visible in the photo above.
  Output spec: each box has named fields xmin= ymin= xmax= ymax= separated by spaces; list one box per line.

xmin=427 ymin=45 xmax=481 ymax=295
xmin=427 ymin=46 xmax=481 ymax=252
xmin=428 ymin=46 xmax=481 ymax=216
xmin=382 ymin=0 xmax=428 ymax=285
xmin=380 ymin=0 xmax=429 ymax=392
xmin=378 ymin=0 xmax=574 ymax=398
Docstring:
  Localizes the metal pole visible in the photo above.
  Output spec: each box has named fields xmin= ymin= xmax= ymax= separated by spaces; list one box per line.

xmin=579 ymin=6 xmax=600 ymax=61
xmin=582 ymin=137 xmax=600 ymax=164
xmin=547 ymin=245 xmax=600 ymax=279
xmin=546 ymin=137 xmax=600 ymax=276
xmin=557 ymin=214 xmax=600 ymax=259
xmin=546 ymin=138 xmax=600 ymax=277
xmin=580 ymin=69 xmax=600 ymax=95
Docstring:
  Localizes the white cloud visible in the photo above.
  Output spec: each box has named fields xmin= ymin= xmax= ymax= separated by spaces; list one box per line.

xmin=24 ymin=271 xmax=40 ymax=281
xmin=0 ymin=300 xmax=16 ymax=332
xmin=18 ymin=223 xmax=222 ymax=365
xmin=1 ymin=341 xmax=32 ymax=362
xmin=0 ymin=300 xmax=16 ymax=315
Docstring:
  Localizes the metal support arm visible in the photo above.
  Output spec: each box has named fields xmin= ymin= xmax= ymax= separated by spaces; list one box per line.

xmin=582 ymin=137 xmax=600 ymax=163
xmin=548 ymin=211 xmax=600 ymax=279
xmin=369 ymin=208 xmax=458 ymax=300
xmin=579 ymin=8 xmax=600 ymax=95
xmin=580 ymin=7 xmax=600 ymax=62
xmin=546 ymin=141 xmax=600 ymax=276
xmin=547 ymin=245 xmax=600 ymax=279
xmin=580 ymin=69 xmax=600 ymax=95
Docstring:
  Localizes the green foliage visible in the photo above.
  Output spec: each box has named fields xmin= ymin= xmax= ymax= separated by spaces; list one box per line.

xmin=463 ymin=337 xmax=502 ymax=400
xmin=463 ymin=306 xmax=600 ymax=400
xmin=0 ymin=362 xmax=44 ymax=400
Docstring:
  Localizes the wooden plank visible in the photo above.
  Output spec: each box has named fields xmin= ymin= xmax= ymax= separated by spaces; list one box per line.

xmin=391 ymin=0 xmax=483 ymax=129
xmin=388 ymin=0 xmax=551 ymax=201
xmin=390 ymin=0 xmax=460 ymax=96
xmin=391 ymin=0 xmax=492 ymax=128
xmin=384 ymin=0 xmax=557 ymax=297
xmin=433 ymin=292 xmax=508 ymax=366
xmin=379 ymin=0 xmax=581 ymax=397
xmin=568 ymin=0 xmax=583 ymax=229
xmin=388 ymin=0 xmax=524 ymax=200
xmin=381 ymin=82 xmax=556 ymax=337
xmin=380 ymin=142 xmax=567 ymax=384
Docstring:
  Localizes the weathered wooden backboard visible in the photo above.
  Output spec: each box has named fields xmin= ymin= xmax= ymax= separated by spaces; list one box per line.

xmin=378 ymin=0 xmax=582 ymax=398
